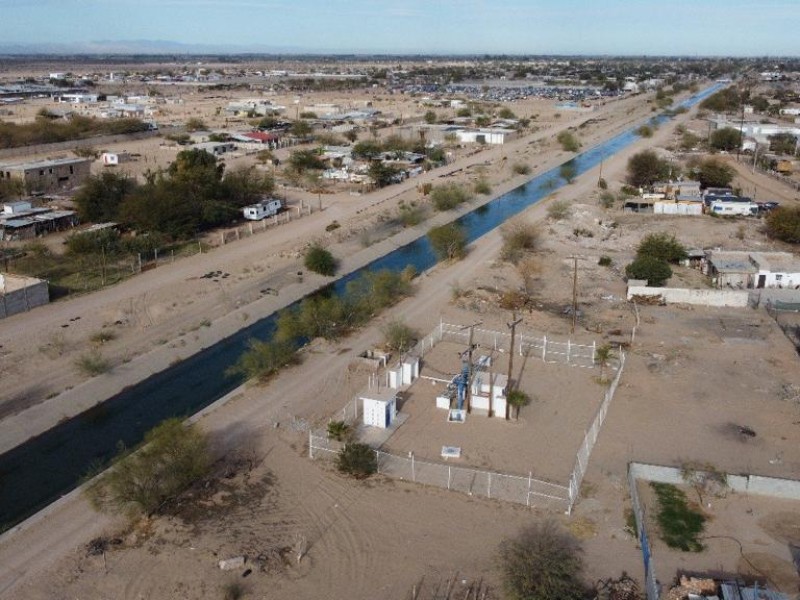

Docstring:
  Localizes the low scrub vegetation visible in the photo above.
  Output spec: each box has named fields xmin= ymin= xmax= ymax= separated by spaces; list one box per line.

xmin=337 ymin=443 xmax=377 ymax=478
xmin=511 ymin=162 xmax=531 ymax=176
xmin=765 ymin=206 xmax=800 ymax=244
xmin=500 ymin=221 xmax=539 ymax=264
xmin=226 ymin=339 xmax=298 ymax=383
xmin=556 ymin=130 xmax=581 ymax=152
xmin=304 ymin=244 xmax=338 ymax=276
xmin=499 ymin=521 xmax=585 ymax=600
xmin=75 ymin=350 xmax=111 ymax=376
xmin=650 ymin=482 xmax=706 ymax=552
xmin=382 ymin=319 xmax=418 ymax=354
xmin=428 ymin=223 xmax=467 ymax=261
xmin=430 ymin=183 xmax=472 ymax=211
xmin=85 ymin=418 xmax=210 ymax=517
xmin=547 ymin=199 xmax=571 ymax=221
xmin=0 ymin=114 xmax=151 ymax=149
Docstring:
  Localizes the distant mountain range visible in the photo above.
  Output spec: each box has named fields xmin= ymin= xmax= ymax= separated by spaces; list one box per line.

xmin=0 ymin=40 xmax=307 ymax=55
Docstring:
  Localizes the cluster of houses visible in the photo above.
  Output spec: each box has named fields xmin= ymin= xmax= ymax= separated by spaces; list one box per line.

xmin=625 ymin=182 xmax=772 ymax=217
xmin=0 ymin=200 xmax=78 ymax=242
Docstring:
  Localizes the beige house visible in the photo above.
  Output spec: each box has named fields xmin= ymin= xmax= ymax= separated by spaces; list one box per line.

xmin=0 ymin=157 xmax=91 ymax=194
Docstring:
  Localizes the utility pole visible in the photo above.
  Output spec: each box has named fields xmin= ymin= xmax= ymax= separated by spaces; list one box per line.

xmin=505 ymin=312 xmax=522 ymax=420
xmin=597 ymin=150 xmax=604 ymax=187
xmin=460 ymin=321 xmax=482 ymax=414
xmin=570 ymin=256 xmax=579 ymax=334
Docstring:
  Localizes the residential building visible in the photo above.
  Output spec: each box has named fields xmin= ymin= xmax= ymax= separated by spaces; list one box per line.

xmin=705 ymin=251 xmax=800 ymax=289
xmin=0 ymin=273 xmax=49 ymax=319
xmin=0 ymin=157 xmax=91 ymax=194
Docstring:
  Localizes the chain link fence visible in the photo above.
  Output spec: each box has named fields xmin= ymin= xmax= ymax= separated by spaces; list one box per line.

xmin=309 ymin=431 xmax=570 ymax=511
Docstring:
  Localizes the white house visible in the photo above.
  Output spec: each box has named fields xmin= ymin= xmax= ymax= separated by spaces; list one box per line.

xmin=455 ymin=128 xmax=516 ymax=145
xmin=101 ymin=152 xmax=129 ymax=166
xmin=705 ymin=251 xmax=800 ymax=289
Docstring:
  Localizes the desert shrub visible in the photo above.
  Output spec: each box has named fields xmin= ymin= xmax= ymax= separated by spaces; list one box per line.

xmin=428 ymin=223 xmax=467 ymax=261
xmin=636 ymin=232 xmax=687 ymax=263
xmin=598 ymin=255 xmax=613 ymax=267
xmin=506 ymin=389 xmax=531 ymax=419
xmin=573 ymin=227 xmax=593 ymax=238
xmin=765 ymin=207 xmax=800 ymax=243
xmin=512 ymin=162 xmax=531 ymax=176
xmin=597 ymin=177 xmax=608 ymax=190
xmin=599 ymin=191 xmax=615 ymax=209
xmin=547 ymin=199 xmax=571 ymax=221
xmin=498 ymin=521 xmax=585 ymax=600
xmin=325 ymin=220 xmax=340 ymax=232
xmin=474 ymin=178 xmax=492 ymax=195
xmin=75 ymin=350 xmax=111 ymax=376
xmin=636 ymin=124 xmax=654 ymax=138
xmin=499 ymin=290 xmax=528 ymax=311
xmin=382 ymin=320 xmax=418 ymax=354
xmin=560 ymin=163 xmax=577 ymax=183
xmin=500 ymin=221 xmax=539 ymax=264
xmin=398 ymin=202 xmax=425 ymax=227
xmin=709 ymin=127 xmax=741 ymax=152
xmin=89 ymin=330 xmax=117 ymax=346
xmin=228 ymin=339 xmax=298 ymax=382
xmin=304 ymin=244 xmax=337 ymax=276
xmin=625 ymin=256 xmax=672 ymax=287
xmin=327 ymin=420 xmax=351 ymax=442
xmin=430 ymin=182 xmax=472 ymax=211
xmin=337 ymin=443 xmax=377 ymax=478
xmin=85 ymin=418 xmax=210 ymax=517
xmin=556 ymin=130 xmax=580 ymax=152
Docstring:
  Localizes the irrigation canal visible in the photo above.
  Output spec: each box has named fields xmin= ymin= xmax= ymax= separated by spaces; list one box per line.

xmin=0 ymin=83 xmax=723 ymax=530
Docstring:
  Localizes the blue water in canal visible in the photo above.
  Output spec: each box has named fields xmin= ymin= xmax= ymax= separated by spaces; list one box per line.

xmin=0 ymin=83 xmax=723 ymax=529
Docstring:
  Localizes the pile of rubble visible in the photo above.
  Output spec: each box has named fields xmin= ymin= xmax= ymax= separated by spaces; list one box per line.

xmin=665 ymin=576 xmax=718 ymax=600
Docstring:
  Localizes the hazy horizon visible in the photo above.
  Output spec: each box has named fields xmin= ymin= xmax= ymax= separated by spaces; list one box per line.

xmin=2 ymin=0 xmax=798 ymax=57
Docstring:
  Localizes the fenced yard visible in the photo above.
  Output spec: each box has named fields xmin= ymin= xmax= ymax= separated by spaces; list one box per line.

xmin=308 ymin=321 xmax=627 ymax=513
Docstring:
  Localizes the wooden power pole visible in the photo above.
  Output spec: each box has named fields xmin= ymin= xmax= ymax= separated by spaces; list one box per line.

xmin=505 ymin=312 xmax=522 ymax=420
xmin=461 ymin=321 xmax=482 ymax=414
xmin=570 ymin=256 xmax=579 ymax=334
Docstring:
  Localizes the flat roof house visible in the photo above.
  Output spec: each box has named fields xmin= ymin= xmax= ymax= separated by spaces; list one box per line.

xmin=0 ymin=157 xmax=91 ymax=194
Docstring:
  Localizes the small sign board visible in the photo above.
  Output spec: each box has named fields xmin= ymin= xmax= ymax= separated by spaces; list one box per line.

xmin=441 ymin=446 xmax=461 ymax=459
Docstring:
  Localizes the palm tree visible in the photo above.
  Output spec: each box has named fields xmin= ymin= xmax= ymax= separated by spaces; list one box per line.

xmin=506 ymin=389 xmax=531 ymax=420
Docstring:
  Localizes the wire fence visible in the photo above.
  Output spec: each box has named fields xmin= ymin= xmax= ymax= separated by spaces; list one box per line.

xmin=436 ymin=322 xmax=606 ymax=370
xmin=628 ymin=465 xmax=661 ymax=600
xmin=566 ymin=350 xmax=626 ymax=512
xmin=309 ymin=432 xmax=570 ymax=511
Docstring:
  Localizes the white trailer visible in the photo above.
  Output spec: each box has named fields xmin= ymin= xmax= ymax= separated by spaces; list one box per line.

xmin=242 ymin=199 xmax=283 ymax=221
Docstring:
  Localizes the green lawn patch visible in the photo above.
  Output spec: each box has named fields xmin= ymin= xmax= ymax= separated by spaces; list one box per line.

xmin=650 ymin=482 xmax=706 ymax=552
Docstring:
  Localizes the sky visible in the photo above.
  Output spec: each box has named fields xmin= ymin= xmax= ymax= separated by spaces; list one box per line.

xmin=1 ymin=0 xmax=799 ymax=56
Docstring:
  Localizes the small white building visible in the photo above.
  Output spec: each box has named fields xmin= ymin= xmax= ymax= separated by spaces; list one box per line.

xmin=361 ymin=388 xmax=398 ymax=429
xmin=469 ymin=372 xmax=508 ymax=419
xmin=654 ymin=201 xmax=703 ymax=216
xmin=101 ymin=152 xmax=130 ymax=166
xmin=455 ymin=128 xmax=516 ymax=145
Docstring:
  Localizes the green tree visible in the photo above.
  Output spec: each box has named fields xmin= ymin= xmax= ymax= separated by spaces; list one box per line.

xmin=368 ymin=161 xmax=400 ymax=188
xmin=290 ymin=120 xmax=313 ymax=138
xmin=352 ymin=140 xmax=383 ymax=160
xmin=506 ymin=389 xmax=531 ymax=420
xmin=699 ymin=88 xmax=742 ymax=113
xmin=500 ymin=221 xmax=539 ymax=264
xmin=626 ymin=150 xmax=670 ymax=187
xmin=381 ymin=320 xmax=417 ymax=354
xmin=626 ymin=256 xmax=673 ymax=287
xmin=222 ymin=166 xmax=275 ymax=206
xmin=304 ymin=244 xmax=338 ymax=276
xmin=768 ymin=133 xmax=798 ymax=156
xmin=85 ymin=418 xmax=210 ymax=517
xmin=498 ymin=521 xmax=585 ymax=600
xmin=694 ymin=158 xmax=735 ymax=188
xmin=228 ymin=339 xmax=298 ymax=383
xmin=288 ymin=149 xmax=325 ymax=173
xmin=327 ymin=420 xmax=351 ymax=442
xmin=73 ymin=172 xmax=137 ymax=223
xmin=428 ymin=223 xmax=467 ymax=261
xmin=765 ymin=207 xmax=800 ymax=244
xmin=424 ymin=110 xmax=438 ymax=124
xmin=709 ymin=127 xmax=742 ymax=152
xmin=594 ymin=344 xmax=615 ymax=380
xmin=337 ymin=443 xmax=377 ymax=479
xmin=637 ymin=232 xmax=687 ymax=263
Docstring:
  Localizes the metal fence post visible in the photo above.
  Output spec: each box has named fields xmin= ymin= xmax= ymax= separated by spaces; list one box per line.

xmin=309 ymin=431 xmax=313 ymax=459
xmin=488 ymin=472 xmax=492 ymax=499
xmin=527 ymin=472 xmax=532 ymax=506
xmin=542 ymin=335 xmax=547 ymax=361
xmin=447 ymin=466 xmax=451 ymax=490
xmin=411 ymin=452 xmax=416 ymax=482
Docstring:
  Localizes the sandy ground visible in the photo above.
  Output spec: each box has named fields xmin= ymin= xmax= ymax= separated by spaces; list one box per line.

xmin=2 ymin=83 xmax=800 ymax=599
